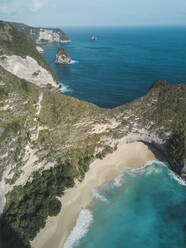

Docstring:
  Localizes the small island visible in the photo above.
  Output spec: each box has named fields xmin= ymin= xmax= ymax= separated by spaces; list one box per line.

xmin=91 ymin=35 xmax=97 ymax=40
xmin=55 ymin=48 xmax=71 ymax=64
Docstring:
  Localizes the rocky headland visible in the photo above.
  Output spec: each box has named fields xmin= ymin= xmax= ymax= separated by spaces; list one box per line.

xmin=0 ymin=21 xmax=59 ymax=90
xmin=10 ymin=22 xmax=71 ymax=44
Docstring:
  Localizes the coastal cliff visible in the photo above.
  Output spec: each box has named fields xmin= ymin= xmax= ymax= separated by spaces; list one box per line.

xmin=0 ymin=21 xmax=185 ymax=248
xmin=10 ymin=22 xmax=70 ymax=44
xmin=0 ymin=22 xmax=59 ymax=89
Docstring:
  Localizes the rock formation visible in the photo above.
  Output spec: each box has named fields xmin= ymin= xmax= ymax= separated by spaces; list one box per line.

xmin=0 ymin=21 xmax=59 ymax=89
xmin=91 ymin=35 xmax=97 ymax=40
xmin=55 ymin=48 xmax=71 ymax=64
xmin=10 ymin=22 xmax=71 ymax=44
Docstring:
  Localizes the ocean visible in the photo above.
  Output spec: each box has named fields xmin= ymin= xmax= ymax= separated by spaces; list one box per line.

xmin=42 ymin=26 xmax=186 ymax=108
xmin=64 ymin=162 xmax=186 ymax=248
xmin=41 ymin=27 xmax=186 ymax=247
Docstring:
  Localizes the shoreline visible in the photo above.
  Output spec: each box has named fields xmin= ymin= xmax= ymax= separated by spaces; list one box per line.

xmin=32 ymin=141 xmax=163 ymax=248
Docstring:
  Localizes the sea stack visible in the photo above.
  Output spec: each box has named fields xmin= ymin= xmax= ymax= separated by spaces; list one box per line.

xmin=55 ymin=48 xmax=71 ymax=64
xmin=91 ymin=35 xmax=97 ymax=40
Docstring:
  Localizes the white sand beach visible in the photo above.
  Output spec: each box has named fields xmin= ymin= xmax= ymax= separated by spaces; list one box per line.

xmin=32 ymin=141 xmax=161 ymax=248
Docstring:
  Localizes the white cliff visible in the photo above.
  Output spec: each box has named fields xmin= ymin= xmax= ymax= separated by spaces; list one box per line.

xmin=37 ymin=29 xmax=71 ymax=44
xmin=0 ymin=55 xmax=58 ymax=89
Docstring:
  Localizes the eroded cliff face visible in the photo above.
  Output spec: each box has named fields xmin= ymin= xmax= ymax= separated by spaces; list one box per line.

xmin=36 ymin=28 xmax=70 ymax=44
xmin=0 ymin=55 xmax=58 ymax=89
xmin=0 ymin=21 xmax=59 ymax=90
xmin=10 ymin=22 xmax=70 ymax=44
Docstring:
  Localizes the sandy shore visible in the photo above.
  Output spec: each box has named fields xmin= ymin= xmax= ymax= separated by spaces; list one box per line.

xmin=32 ymin=141 xmax=162 ymax=248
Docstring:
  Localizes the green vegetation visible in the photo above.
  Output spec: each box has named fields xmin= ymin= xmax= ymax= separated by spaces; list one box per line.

xmin=115 ymin=80 xmax=186 ymax=172
xmin=10 ymin=21 xmax=70 ymax=44
xmin=0 ymin=21 xmax=58 ymax=81
xmin=0 ymin=87 xmax=7 ymax=97
xmin=167 ymin=121 xmax=186 ymax=174
xmin=0 ymin=121 xmax=21 ymax=143
xmin=96 ymin=145 xmax=114 ymax=159
xmin=2 ymin=160 xmax=75 ymax=247
xmin=1 ymin=147 xmax=93 ymax=248
xmin=77 ymin=149 xmax=93 ymax=177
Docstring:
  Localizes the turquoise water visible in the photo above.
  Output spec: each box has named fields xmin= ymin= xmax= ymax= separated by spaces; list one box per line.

xmin=64 ymin=162 xmax=186 ymax=248
xmin=42 ymin=26 xmax=186 ymax=108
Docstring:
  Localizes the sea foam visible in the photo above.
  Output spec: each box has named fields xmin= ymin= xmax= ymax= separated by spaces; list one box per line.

xmin=113 ymin=173 xmax=124 ymax=187
xmin=65 ymin=161 xmax=185 ymax=248
xmin=64 ymin=209 xmax=93 ymax=248
xmin=60 ymin=84 xmax=71 ymax=93
xmin=70 ymin=60 xmax=79 ymax=64
xmin=168 ymin=170 xmax=186 ymax=186
xmin=92 ymin=188 xmax=108 ymax=202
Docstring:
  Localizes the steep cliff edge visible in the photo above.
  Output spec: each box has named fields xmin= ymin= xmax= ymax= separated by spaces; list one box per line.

xmin=0 ymin=23 xmax=185 ymax=248
xmin=10 ymin=22 xmax=70 ymax=44
xmin=113 ymin=80 xmax=186 ymax=173
xmin=0 ymin=21 xmax=59 ymax=89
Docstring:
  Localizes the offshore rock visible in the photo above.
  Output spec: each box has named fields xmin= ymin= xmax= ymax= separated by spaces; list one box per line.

xmin=55 ymin=48 xmax=71 ymax=64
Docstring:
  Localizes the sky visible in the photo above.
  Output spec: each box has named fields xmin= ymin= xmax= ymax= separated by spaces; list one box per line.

xmin=1 ymin=0 xmax=186 ymax=27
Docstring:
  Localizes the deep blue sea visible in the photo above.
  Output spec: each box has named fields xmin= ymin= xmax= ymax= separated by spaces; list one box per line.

xmin=42 ymin=26 xmax=186 ymax=108
xmin=41 ymin=27 xmax=186 ymax=247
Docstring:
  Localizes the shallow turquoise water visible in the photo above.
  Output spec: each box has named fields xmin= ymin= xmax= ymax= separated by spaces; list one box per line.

xmin=64 ymin=162 xmax=186 ymax=248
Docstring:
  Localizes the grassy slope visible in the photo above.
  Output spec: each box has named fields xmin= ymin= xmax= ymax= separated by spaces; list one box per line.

xmin=114 ymin=80 xmax=186 ymax=172
xmin=1 ymin=65 xmax=186 ymax=247
xmin=10 ymin=22 xmax=70 ymax=43
xmin=0 ymin=21 xmax=58 ymax=82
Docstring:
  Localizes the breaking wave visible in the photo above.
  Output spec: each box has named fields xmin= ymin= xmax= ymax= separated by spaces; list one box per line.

xmin=92 ymin=188 xmax=108 ymax=202
xmin=60 ymin=83 xmax=72 ymax=93
xmin=70 ymin=60 xmax=79 ymax=64
xmin=64 ymin=209 xmax=93 ymax=248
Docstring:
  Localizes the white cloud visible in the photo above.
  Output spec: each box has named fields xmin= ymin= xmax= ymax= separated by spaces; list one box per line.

xmin=0 ymin=0 xmax=45 ymax=15
xmin=30 ymin=0 xmax=45 ymax=12
xmin=0 ymin=0 xmax=22 ymax=14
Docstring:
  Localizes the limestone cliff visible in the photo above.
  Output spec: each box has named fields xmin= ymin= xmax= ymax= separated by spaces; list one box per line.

xmin=0 ymin=21 xmax=59 ymax=89
xmin=10 ymin=22 xmax=70 ymax=44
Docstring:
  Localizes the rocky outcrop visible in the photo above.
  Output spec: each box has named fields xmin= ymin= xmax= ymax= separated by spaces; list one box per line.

xmin=91 ymin=35 xmax=97 ymax=40
xmin=0 ymin=55 xmax=58 ymax=88
xmin=0 ymin=21 xmax=59 ymax=89
xmin=36 ymin=28 xmax=70 ymax=44
xmin=36 ymin=46 xmax=44 ymax=53
xmin=55 ymin=48 xmax=71 ymax=64
xmin=10 ymin=22 xmax=70 ymax=44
